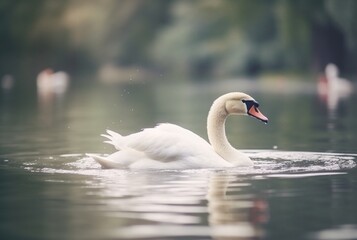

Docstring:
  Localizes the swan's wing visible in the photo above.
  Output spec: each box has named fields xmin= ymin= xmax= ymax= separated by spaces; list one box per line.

xmin=155 ymin=123 xmax=212 ymax=147
xmin=123 ymin=123 xmax=214 ymax=162
xmin=101 ymin=129 xmax=125 ymax=150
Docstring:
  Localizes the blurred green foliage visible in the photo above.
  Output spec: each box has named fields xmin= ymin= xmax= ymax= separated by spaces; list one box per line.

xmin=0 ymin=0 xmax=356 ymax=80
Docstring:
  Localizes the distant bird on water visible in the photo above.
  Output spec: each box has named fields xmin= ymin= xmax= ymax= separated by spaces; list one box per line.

xmin=317 ymin=63 xmax=353 ymax=111
xmin=37 ymin=68 xmax=69 ymax=95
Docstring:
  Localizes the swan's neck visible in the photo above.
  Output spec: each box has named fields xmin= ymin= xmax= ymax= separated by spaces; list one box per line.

xmin=207 ymin=99 xmax=252 ymax=165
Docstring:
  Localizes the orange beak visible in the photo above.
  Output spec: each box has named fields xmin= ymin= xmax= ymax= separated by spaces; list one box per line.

xmin=248 ymin=106 xmax=268 ymax=123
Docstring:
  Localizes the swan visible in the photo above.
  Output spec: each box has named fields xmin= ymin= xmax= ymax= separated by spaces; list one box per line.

xmin=37 ymin=68 xmax=70 ymax=95
xmin=317 ymin=63 xmax=354 ymax=111
xmin=87 ymin=92 xmax=268 ymax=169
xmin=325 ymin=63 xmax=353 ymax=96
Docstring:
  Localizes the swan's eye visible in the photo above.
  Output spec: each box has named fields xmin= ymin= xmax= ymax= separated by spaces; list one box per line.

xmin=242 ymin=100 xmax=259 ymax=112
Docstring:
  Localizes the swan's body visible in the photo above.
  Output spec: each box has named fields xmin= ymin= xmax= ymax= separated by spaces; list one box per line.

xmin=87 ymin=92 xmax=268 ymax=169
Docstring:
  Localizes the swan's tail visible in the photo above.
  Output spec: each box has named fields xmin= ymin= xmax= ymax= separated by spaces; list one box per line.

xmin=101 ymin=129 xmax=123 ymax=150
xmin=86 ymin=153 xmax=123 ymax=169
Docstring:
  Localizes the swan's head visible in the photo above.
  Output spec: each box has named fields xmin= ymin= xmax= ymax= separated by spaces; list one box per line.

xmin=223 ymin=92 xmax=268 ymax=123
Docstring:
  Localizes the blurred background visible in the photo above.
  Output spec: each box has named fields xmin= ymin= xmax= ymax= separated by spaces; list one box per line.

xmin=0 ymin=0 xmax=357 ymax=154
xmin=1 ymin=2 xmax=357 ymax=239
xmin=1 ymin=0 xmax=357 ymax=83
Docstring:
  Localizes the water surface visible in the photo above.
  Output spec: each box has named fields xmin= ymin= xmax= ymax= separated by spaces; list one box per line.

xmin=1 ymin=79 xmax=357 ymax=239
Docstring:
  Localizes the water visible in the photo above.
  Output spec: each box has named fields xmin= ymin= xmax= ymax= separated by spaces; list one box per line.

xmin=1 ymin=79 xmax=357 ymax=239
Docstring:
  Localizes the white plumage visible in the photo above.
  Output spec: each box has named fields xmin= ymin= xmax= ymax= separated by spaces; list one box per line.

xmin=37 ymin=69 xmax=69 ymax=95
xmin=87 ymin=92 xmax=268 ymax=169
xmin=317 ymin=63 xmax=354 ymax=111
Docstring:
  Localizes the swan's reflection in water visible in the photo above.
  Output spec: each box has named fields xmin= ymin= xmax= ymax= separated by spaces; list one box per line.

xmin=92 ymin=170 xmax=268 ymax=239
xmin=207 ymin=174 xmax=268 ymax=239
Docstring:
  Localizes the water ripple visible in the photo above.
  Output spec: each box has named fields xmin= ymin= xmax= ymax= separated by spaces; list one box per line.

xmin=20 ymin=150 xmax=355 ymax=177
xmin=8 ymin=150 xmax=356 ymax=240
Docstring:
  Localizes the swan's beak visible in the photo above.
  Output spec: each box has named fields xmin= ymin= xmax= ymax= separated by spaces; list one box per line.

xmin=248 ymin=106 xmax=268 ymax=123
xmin=242 ymin=99 xmax=269 ymax=123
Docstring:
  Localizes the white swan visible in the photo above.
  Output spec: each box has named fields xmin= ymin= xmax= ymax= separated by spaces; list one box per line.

xmin=87 ymin=92 xmax=268 ymax=169
xmin=324 ymin=63 xmax=353 ymax=97
xmin=317 ymin=63 xmax=354 ymax=111
xmin=37 ymin=68 xmax=69 ymax=95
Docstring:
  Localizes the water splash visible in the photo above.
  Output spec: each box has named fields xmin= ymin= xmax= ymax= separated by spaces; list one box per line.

xmin=19 ymin=150 xmax=354 ymax=178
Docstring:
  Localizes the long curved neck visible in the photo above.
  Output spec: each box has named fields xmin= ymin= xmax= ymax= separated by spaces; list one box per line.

xmin=207 ymin=98 xmax=252 ymax=165
xmin=207 ymin=99 xmax=234 ymax=160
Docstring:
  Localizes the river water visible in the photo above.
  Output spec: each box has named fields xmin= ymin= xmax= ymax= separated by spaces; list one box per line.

xmin=0 ymin=78 xmax=357 ymax=239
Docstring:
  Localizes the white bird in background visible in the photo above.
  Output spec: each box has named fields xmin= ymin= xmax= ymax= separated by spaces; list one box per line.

xmin=37 ymin=68 xmax=69 ymax=95
xmin=87 ymin=92 xmax=268 ymax=169
xmin=317 ymin=63 xmax=354 ymax=111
